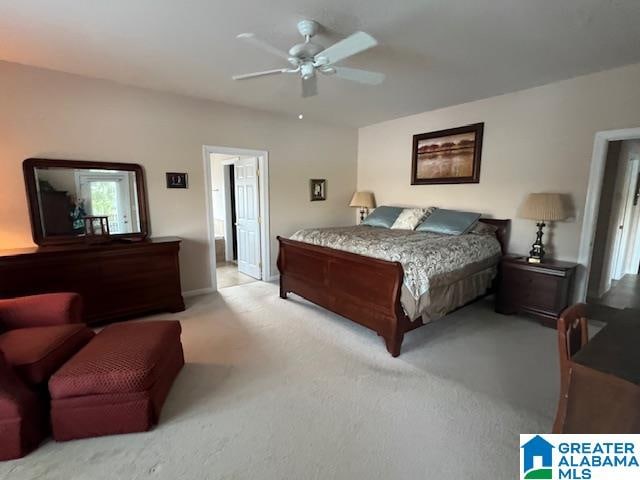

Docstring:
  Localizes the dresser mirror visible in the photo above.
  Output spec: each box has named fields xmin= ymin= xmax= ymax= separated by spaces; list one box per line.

xmin=23 ymin=158 xmax=149 ymax=245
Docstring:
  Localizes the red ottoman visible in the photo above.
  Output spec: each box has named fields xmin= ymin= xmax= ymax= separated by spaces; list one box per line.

xmin=49 ymin=321 xmax=184 ymax=441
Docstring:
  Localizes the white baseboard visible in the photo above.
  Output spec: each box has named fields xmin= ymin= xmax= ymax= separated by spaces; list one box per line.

xmin=183 ymin=287 xmax=216 ymax=298
xmin=268 ymin=274 xmax=280 ymax=282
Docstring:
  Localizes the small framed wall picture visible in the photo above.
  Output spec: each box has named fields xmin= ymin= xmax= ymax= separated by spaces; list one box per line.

xmin=310 ymin=179 xmax=326 ymax=201
xmin=166 ymin=172 xmax=188 ymax=189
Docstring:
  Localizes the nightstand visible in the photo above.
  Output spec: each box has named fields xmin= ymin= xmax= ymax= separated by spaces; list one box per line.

xmin=495 ymin=255 xmax=578 ymax=328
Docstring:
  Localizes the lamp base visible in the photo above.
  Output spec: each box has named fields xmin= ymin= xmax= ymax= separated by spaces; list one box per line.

xmin=528 ymin=222 xmax=546 ymax=263
xmin=359 ymin=208 xmax=368 ymax=224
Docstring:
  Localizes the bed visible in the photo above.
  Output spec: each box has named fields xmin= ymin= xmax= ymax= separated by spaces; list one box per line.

xmin=276 ymin=218 xmax=510 ymax=357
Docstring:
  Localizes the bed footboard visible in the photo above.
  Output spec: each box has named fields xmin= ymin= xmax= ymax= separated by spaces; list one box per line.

xmin=277 ymin=236 xmax=413 ymax=357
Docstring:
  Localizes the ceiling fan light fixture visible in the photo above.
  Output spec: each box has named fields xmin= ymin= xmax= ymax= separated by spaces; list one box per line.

xmin=300 ymin=63 xmax=315 ymax=80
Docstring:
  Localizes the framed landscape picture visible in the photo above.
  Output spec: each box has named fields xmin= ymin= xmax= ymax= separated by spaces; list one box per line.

xmin=411 ymin=122 xmax=484 ymax=185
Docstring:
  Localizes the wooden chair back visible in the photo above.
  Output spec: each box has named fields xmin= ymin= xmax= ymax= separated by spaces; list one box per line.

xmin=553 ymin=303 xmax=589 ymax=432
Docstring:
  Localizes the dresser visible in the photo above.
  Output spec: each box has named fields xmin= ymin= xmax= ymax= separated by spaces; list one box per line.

xmin=495 ymin=255 xmax=577 ymax=327
xmin=0 ymin=237 xmax=185 ymax=325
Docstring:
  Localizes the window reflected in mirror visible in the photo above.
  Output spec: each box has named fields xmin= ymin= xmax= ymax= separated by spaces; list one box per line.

xmin=34 ymin=167 xmax=141 ymax=236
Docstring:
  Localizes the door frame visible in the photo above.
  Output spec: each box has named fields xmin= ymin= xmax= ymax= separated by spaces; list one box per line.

xmin=202 ymin=145 xmax=271 ymax=291
xmin=577 ymin=127 xmax=640 ymax=301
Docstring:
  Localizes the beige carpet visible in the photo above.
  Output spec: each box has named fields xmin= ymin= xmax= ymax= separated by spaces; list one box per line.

xmin=1 ymin=282 xmax=556 ymax=480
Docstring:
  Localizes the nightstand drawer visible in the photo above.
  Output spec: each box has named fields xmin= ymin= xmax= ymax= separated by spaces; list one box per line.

xmin=495 ymin=256 xmax=577 ymax=328
xmin=502 ymin=268 xmax=560 ymax=310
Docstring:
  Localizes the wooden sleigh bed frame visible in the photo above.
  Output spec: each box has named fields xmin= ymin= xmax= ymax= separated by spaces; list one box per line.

xmin=277 ymin=219 xmax=510 ymax=357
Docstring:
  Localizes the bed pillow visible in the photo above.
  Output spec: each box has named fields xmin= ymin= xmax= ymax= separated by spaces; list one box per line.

xmin=362 ymin=206 xmax=403 ymax=228
xmin=390 ymin=208 xmax=431 ymax=230
xmin=469 ymin=221 xmax=498 ymax=236
xmin=416 ymin=208 xmax=481 ymax=235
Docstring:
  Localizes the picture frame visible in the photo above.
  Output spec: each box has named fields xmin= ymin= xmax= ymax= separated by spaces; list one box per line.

xmin=310 ymin=179 xmax=326 ymax=201
xmin=166 ymin=172 xmax=188 ymax=189
xmin=411 ymin=122 xmax=484 ymax=185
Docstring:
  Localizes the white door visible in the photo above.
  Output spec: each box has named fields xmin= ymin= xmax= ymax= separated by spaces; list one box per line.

xmin=234 ymin=157 xmax=261 ymax=279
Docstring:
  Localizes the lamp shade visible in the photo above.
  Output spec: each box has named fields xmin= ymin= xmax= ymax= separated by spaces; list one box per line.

xmin=350 ymin=191 xmax=376 ymax=209
xmin=518 ymin=193 xmax=567 ymax=221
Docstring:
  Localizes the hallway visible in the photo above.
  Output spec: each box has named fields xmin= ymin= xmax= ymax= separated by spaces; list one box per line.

xmin=589 ymin=274 xmax=640 ymax=310
xmin=216 ymin=261 xmax=257 ymax=289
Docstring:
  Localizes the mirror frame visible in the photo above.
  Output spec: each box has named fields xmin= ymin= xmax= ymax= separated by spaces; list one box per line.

xmin=23 ymin=158 xmax=150 ymax=246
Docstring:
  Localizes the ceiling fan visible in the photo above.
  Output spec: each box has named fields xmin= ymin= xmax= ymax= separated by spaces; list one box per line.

xmin=232 ymin=20 xmax=385 ymax=98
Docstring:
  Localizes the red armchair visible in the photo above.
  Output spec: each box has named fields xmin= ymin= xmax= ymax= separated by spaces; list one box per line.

xmin=0 ymin=293 xmax=94 ymax=460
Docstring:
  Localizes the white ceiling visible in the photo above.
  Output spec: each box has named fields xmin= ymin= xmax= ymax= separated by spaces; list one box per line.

xmin=1 ymin=0 xmax=639 ymax=127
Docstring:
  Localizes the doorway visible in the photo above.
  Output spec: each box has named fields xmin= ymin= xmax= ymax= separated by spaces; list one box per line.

xmin=203 ymin=145 xmax=271 ymax=290
xmin=75 ymin=171 xmax=139 ymax=234
xmin=585 ymin=138 xmax=640 ymax=309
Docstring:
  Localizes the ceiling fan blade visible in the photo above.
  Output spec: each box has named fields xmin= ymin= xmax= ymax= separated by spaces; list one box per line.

xmin=333 ymin=67 xmax=385 ymax=85
xmin=315 ymin=31 xmax=378 ymax=65
xmin=232 ymin=69 xmax=288 ymax=80
xmin=236 ymin=33 xmax=290 ymax=60
xmin=302 ymin=75 xmax=318 ymax=98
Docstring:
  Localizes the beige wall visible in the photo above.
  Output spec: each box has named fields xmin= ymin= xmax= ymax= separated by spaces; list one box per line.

xmin=358 ymin=63 xmax=640 ymax=261
xmin=0 ymin=61 xmax=357 ymax=292
xmin=5 ymin=58 xmax=640 ymax=292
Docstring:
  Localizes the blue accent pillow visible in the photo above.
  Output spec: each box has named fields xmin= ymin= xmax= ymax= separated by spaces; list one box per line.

xmin=416 ymin=208 xmax=481 ymax=235
xmin=362 ymin=206 xmax=403 ymax=228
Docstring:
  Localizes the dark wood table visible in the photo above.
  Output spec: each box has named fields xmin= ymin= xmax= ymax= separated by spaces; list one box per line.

xmin=560 ymin=317 xmax=640 ymax=433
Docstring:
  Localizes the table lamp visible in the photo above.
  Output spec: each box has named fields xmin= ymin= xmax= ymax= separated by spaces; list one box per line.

xmin=519 ymin=193 xmax=568 ymax=263
xmin=350 ymin=192 xmax=376 ymax=223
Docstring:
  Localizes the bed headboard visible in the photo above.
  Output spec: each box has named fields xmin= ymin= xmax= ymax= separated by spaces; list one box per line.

xmin=478 ymin=218 xmax=510 ymax=255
